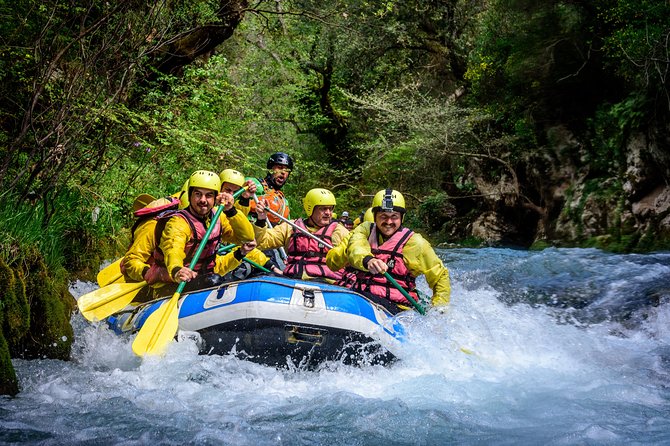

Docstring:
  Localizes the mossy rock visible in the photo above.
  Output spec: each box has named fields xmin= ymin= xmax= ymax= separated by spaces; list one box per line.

xmin=529 ymin=239 xmax=552 ymax=251
xmin=0 ymin=258 xmax=27 ymax=396
xmin=0 ymin=258 xmax=30 ymax=353
xmin=0 ymin=329 xmax=19 ymax=396
xmin=17 ymin=254 xmax=74 ymax=360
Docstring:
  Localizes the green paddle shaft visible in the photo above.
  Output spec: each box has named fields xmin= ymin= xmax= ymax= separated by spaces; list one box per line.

xmin=242 ymin=257 xmax=271 ymax=273
xmin=382 ymin=271 xmax=426 ymax=315
xmin=182 ymin=187 xmax=247 ymax=279
xmin=217 ymin=243 xmax=274 ymax=274
xmin=216 ymin=243 xmax=238 ymax=255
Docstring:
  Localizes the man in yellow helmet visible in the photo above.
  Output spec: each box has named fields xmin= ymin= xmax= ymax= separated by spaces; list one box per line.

xmin=219 ymin=168 xmax=259 ymax=216
xmin=254 ymin=188 xmax=349 ymax=282
xmin=177 ymin=169 xmax=257 ymax=216
xmin=218 ymin=168 xmax=283 ymax=276
xmin=123 ymin=170 xmax=256 ymax=279
xmin=148 ymin=170 xmax=257 ymax=294
xmin=338 ymin=189 xmax=450 ymax=314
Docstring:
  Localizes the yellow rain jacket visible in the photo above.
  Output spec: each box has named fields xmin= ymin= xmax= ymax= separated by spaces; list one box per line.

xmin=346 ymin=222 xmax=450 ymax=306
xmin=326 ymin=231 xmax=351 ymax=272
xmin=234 ymin=195 xmax=252 ymax=216
xmin=123 ymin=218 xmax=160 ymax=282
xmin=160 ymin=207 xmax=254 ymax=279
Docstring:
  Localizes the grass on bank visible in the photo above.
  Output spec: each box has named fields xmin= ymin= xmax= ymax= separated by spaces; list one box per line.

xmin=0 ymin=188 xmax=125 ymax=280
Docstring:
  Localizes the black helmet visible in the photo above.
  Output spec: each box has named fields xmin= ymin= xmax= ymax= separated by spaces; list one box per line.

xmin=267 ymin=152 xmax=294 ymax=170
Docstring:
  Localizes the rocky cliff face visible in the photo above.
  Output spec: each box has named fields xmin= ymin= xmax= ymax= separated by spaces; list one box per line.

xmin=463 ymin=124 xmax=670 ymax=252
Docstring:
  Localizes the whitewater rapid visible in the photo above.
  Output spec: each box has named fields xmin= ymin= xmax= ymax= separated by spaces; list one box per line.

xmin=2 ymin=247 xmax=670 ymax=445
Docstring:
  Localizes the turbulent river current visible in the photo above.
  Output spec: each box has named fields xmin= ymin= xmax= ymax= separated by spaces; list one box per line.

xmin=2 ymin=247 xmax=670 ymax=445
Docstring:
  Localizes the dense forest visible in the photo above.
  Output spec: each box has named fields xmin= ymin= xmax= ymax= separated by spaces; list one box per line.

xmin=1 ymin=0 xmax=669 ymax=394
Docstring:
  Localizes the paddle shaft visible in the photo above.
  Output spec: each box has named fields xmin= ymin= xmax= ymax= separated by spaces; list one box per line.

xmin=259 ymin=202 xmax=426 ymax=314
xmin=183 ymin=187 xmax=247 ymax=276
xmin=216 ymin=243 xmax=238 ymax=255
xmin=253 ymin=194 xmax=288 ymax=260
xmin=242 ymin=257 xmax=272 ymax=274
xmin=382 ymin=272 xmax=426 ymax=315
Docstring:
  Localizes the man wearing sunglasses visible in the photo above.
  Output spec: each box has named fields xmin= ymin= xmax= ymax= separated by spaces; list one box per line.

xmin=249 ymin=152 xmax=294 ymax=224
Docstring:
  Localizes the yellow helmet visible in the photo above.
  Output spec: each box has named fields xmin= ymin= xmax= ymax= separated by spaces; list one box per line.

xmin=371 ymin=189 xmax=406 ymax=214
xmin=188 ymin=170 xmax=221 ymax=192
xmin=178 ymin=179 xmax=190 ymax=209
xmin=303 ymin=188 xmax=336 ymax=216
xmin=179 ymin=171 xmax=221 ymax=209
xmin=364 ymin=207 xmax=374 ymax=222
xmin=219 ymin=169 xmax=246 ymax=188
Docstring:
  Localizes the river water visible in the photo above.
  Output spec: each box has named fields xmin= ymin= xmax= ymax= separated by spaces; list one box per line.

xmin=2 ymin=247 xmax=670 ymax=445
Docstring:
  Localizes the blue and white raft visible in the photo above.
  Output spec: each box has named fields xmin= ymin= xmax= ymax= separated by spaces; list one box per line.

xmin=107 ymin=276 xmax=405 ymax=368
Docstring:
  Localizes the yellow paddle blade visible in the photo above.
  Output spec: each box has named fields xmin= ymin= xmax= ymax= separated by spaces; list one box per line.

xmin=131 ymin=291 xmax=180 ymax=357
xmin=132 ymin=193 xmax=157 ymax=212
xmin=96 ymin=258 xmax=125 ymax=287
xmin=78 ymin=281 xmax=147 ymax=321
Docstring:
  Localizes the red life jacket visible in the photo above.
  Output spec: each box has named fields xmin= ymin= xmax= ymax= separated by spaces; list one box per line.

xmin=340 ymin=225 xmax=418 ymax=304
xmin=128 ymin=196 xmax=180 ymax=244
xmin=152 ymin=208 xmax=222 ymax=275
xmin=283 ymin=219 xmax=344 ymax=281
xmin=249 ymin=178 xmax=290 ymax=224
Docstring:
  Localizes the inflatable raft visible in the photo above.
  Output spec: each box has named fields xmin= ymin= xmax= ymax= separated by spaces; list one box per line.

xmin=107 ymin=275 xmax=405 ymax=368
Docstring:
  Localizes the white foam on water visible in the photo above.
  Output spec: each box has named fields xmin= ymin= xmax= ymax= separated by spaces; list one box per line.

xmin=4 ymin=252 xmax=670 ymax=445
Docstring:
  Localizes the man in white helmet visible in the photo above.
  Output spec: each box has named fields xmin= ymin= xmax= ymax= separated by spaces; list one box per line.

xmin=338 ymin=189 xmax=450 ymax=314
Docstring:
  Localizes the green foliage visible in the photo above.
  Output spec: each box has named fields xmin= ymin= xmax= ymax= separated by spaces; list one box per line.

xmin=0 ymin=189 xmax=121 ymax=275
xmin=600 ymin=0 xmax=670 ymax=108
xmin=529 ymin=240 xmax=552 ymax=251
xmin=464 ymin=0 xmax=609 ymax=131
xmin=588 ymin=93 xmax=648 ymax=176
xmin=414 ymin=193 xmax=458 ymax=233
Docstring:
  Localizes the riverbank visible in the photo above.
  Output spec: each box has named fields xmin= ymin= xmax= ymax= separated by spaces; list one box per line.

xmin=0 ymin=192 xmax=121 ymax=396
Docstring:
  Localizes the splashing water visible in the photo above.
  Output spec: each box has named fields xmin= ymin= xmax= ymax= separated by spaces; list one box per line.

xmin=2 ymin=248 xmax=670 ymax=445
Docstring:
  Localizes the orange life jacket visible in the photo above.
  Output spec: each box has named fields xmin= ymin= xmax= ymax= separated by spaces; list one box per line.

xmin=249 ymin=178 xmax=290 ymax=224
